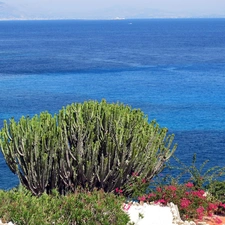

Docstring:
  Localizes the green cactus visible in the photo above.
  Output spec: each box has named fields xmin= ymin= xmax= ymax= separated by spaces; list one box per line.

xmin=0 ymin=113 xmax=60 ymax=196
xmin=58 ymin=100 xmax=177 ymax=194
xmin=0 ymin=100 xmax=177 ymax=196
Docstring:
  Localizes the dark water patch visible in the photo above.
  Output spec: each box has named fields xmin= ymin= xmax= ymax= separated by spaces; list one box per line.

xmin=171 ymin=130 xmax=225 ymax=172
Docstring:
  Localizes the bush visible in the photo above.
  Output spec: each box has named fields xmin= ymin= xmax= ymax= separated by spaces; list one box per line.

xmin=0 ymin=187 xmax=129 ymax=225
xmin=171 ymin=154 xmax=225 ymax=190
xmin=207 ymin=181 xmax=225 ymax=215
xmin=0 ymin=100 xmax=177 ymax=196
xmin=208 ymin=181 xmax=225 ymax=203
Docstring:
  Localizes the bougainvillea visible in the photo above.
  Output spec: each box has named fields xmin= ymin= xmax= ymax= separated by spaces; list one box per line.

xmin=138 ymin=182 xmax=225 ymax=221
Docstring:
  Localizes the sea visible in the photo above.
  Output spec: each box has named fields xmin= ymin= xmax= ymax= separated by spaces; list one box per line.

xmin=0 ymin=18 xmax=225 ymax=189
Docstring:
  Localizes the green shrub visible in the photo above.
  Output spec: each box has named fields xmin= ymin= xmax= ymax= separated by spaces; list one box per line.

xmin=207 ymin=181 xmax=225 ymax=216
xmin=208 ymin=181 xmax=225 ymax=203
xmin=170 ymin=154 xmax=225 ymax=190
xmin=0 ymin=187 xmax=129 ymax=225
xmin=0 ymin=100 xmax=177 ymax=196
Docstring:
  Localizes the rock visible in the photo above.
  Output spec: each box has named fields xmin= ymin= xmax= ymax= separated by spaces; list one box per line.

xmin=0 ymin=219 xmax=14 ymax=225
xmin=196 ymin=222 xmax=208 ymax=225
xmin=123 ymin=202 xmax=197 ymax=225
xmin=168 ymin=202 xmax=196 ymax=225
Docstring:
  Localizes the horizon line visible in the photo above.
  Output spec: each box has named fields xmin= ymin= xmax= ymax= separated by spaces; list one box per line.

xmin=0 ymin=16 xmax=225 ymax=21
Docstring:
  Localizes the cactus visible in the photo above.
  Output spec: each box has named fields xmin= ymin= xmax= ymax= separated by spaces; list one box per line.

xmin=58 ymin=100 xmax=177 ymax=194
xmin=0 ymin=113 xmax=61 ymax=196
xmin=0 ymin=100 xmax=177 ymax=196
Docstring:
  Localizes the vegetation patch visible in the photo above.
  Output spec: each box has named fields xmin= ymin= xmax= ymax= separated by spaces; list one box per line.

xmin=0 ymin=187 xmax=129 ymax=225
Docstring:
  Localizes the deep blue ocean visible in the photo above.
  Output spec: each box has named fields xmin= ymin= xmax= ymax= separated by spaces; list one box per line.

xmin=0 ymin=19 xmax=225 ymax=189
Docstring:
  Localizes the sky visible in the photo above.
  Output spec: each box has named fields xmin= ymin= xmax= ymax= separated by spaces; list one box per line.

xmin=1 ymin=0 xmax=225 ymax=19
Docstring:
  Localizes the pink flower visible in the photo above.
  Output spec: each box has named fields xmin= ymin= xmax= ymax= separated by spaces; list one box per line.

xmin=191 ymin=190 xmax=205 ymax=199
xmin=208 ymin=203 xmax=218 ymax=211
xmin=115 ymin=188 xmax=123 ymax=194
xmin=185 ymin=182 xmax=194 ymax=188
xmin=219 ymin=202 xmax=225 ymax=208
xmin=167 ymin=185 xmax=177 ymax=192
xmin=142 ymin=178 xmax=146 ymax=183
xmin=196 ymin=206 xmax=205 ymax=220
xmin=147 ymin=193 xmax=156 ymax=199
xmin=138 ymin=195 xmax=146 ymax=202
xmin=155 ymin=199 xmax=167 ymax=205
xmin=208 ymin=212 xmax=213 ymax=217
xmin=132 ymin=172 xmax=139 ymax=177
xmin=123 ymin=203 xmax=131 ymax=211
xmin=213 ymin=216 xmax=222 ymax=224
xmin=156 ymin=187 xmax=162 ymax=192
xmin=180 ymin=198 xmax=191 ymax=209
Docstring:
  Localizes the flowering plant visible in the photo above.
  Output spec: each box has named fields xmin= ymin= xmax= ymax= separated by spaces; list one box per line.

xmin=115 ymin=153 xmax=225 ymax=222
xmin=137 ymin=181 xmax=225 ymax=221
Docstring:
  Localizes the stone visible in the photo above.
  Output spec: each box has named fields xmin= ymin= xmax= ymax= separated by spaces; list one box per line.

xmin=0 ymin=219 xmax=14 ymax=225
xmin=196 ymin=222 xmax=208 ymax=225
xmin=123 ymin=201 xmax=197 ymax=225
xmin=168 ymin=202 xmax=196 ymax=225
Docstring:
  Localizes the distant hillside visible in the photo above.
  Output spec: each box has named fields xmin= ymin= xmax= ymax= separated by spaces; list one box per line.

xmin=0 ymin=1 xmax=26 ymax=19
xmin=0 ymin=1 xmax=224 ymax=20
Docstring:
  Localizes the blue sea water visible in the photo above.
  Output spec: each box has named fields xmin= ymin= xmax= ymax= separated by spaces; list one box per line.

xmin=0 ymin=19 xmax=225 ymax=189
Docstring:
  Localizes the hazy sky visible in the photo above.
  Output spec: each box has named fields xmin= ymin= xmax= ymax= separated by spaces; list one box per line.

xmin=3 ymin=0 xmax=225 ymax=19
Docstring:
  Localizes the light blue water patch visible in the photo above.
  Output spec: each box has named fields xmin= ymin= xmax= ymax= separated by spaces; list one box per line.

xmin=1 ymin=67 xmax=225 ymax=131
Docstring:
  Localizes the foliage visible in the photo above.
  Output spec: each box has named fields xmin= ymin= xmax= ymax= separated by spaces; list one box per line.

xmin=207 ymin=181 xmax=225 ymax=215
xmin=0 ymin=187 xmax=130 ymax=225
xmin=170 ymin=153 xmax=225 ymax=190
xmin=0 ymin=100 xmax=177 ymax=196
xmin=208 ymin=181 xmax=225 ymax=203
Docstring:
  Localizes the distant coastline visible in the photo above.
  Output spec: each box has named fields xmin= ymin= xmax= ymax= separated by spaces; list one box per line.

xmin=0 ymin=16 xmax=225 ymax=21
